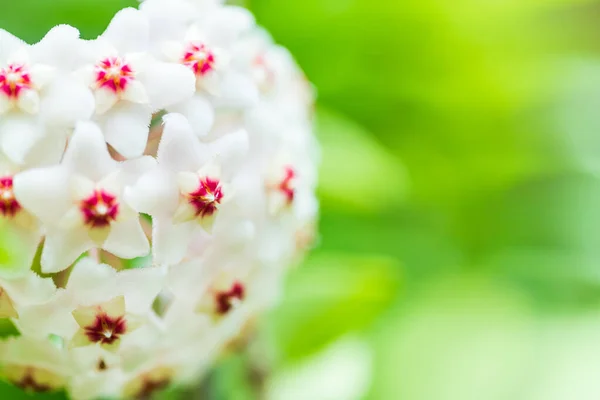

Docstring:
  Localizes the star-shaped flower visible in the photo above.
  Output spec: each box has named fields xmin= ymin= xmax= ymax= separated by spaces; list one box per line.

xmin=77 ymin=8 xmax=196 ymax=158
xmin=142 ymin=5 xmax=258 ymax=137
xmin=13 ymin=121 xmax=154 ymax=273
xmin=0 ymin=26 xmax=94 ymax=164
xmin=127 ymin=113 xmax=248 ymax=265
xmin=17 ymin=258 xmax=165 ymax=352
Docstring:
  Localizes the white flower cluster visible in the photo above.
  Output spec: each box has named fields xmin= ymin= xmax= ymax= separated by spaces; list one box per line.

xmin=0 ymin=0 xmax=318 ymax=398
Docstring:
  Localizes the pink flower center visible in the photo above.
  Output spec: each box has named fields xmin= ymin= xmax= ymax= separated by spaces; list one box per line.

xmin=0 ymin=176 xmax=21 ymax=218
xmin=84 ymin=313 xmax=127 ymax=345
xmin=0 ymin=64 xmax=32 ymax=99
xmin=278 ymin=166 xmax=296 ymax=206
xmin=80 ymin=190 xmax=119 ymax=228
xmin=181 ymin=43 xmax=216 ymax=77
xmin=95 ymin=57 xmax=134 ymax=93
xmin=215 ymin=282 xmax=245 ymax=315
xmin=186 ymin=177 xmax=224 ymax=218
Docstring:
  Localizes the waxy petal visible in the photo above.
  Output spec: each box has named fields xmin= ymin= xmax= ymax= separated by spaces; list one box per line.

xmin=40 ymin=76 xmax=95 ymax=127
xmin=31 ymin=24 xmax=83 ymax=69
xmin=62 ymin=122 xmax=117 ymax=181
xmin=141 ymin=62 xmax=195 ymax=111
xmin=102 ymin=8 xmax=150 ymax=54
xmin=103 ymin=217 xmax=150 ymax=259
xmin=13 ymin=165 xmax=71 ymax=224
xmin=41 ymin=228 xmax=94 ymax=273
xmin=0 ymin=29 xmax=26 ymax=63
xmin=125 ymin=167 xmax=179 ymax=216
xmin=99 ymin=102 xmax=152 ymax=159
xmin=158 ymin=113 xmax=206 ymax=172
xmin=121 ymin=79 xmax=149 ymax=105
xmin=152 ymin=217 xmax=196 ymax=265
xmin=169 ymin=94 xmax=215 ymax=138
xmin=16 ymin=89 xmax=40 ymax=114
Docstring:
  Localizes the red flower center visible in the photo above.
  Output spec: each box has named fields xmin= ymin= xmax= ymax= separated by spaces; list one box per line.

xmin=84 ymin=313 xmax=127 ymax=345
xmin=95 ymin=57 xmax=135 ymax=93
xmin=0 ymin=176 xmax=21 ymax=218
xmin=0 ymin=64 xmax=32 ymax=99
xmin=279 ymin=166 xmax=296 ymax=206
xmin=181 ymin=42 xmax=216 ymax=77
xmin=186 ymin=177 xmax=223 ymax=218
xmin=13 ymin=368 xmax=52 ymax=393
xmin=215 ymin=282 xmax=245 ymax=315
xmin=80 ymin=190 xmax=119 ymax=228
xmin=136 ymin=376 xmax=171 ymax=399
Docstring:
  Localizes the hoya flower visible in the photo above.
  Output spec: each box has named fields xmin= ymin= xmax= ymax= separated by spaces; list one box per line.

xmin=0 ymin=2 xmax=318 ymax=398
xmin=0 ymin=26 xmax=94 ymax=163
xmin=0 ymin=336 xmax=71 ymax=393
xmin=13 ymin=121 xmax=153 ymax=273
xmin=142 ymin=4 xmax=258 ymax=137
xmin=127 ymin=113 xmax=247 ymax=265
xmin=17 ymin=258 xmax=165 ymax=351
xmin=77 ymin=7 xmax=195 ymax=158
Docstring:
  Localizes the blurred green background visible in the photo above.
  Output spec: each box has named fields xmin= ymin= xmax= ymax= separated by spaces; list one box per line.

xmin=6 ymin=0 xmax=600 ymax=398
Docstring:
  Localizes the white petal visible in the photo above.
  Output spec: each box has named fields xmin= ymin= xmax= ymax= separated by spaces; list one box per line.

xmin=152 ymin=217 xmax=195 ymax=265
xmin=159 ymin=41 xmax=185 ymax=62
xmin=67 ymin=258 xmax=118 ymax=303
xmin=16 ymin=291 xmax=79 ymax=339
xmin=58 ymin=205 xmax=86 ymax=230
xmin=116 ymin=266 xmax=166 ymax=314
xmin=71 ymin=306 xmax=99 ymax=328
xmin=39 ymin=76 xmax=94 ymax=127
xmin=0 ymin=117 xmax=44 ymax=164
xmin=31 ymin=24 xmax=83 ymax=69
xmin=41 ymin=228 xmax=94 ymax=273
xmin=62 ymin=121 xmax=117 ymax=180
xmin=75 ymin=65 xmax=98 ymax=89
xmin=69 ymin=369 xmax=124 ymax=400
xmin=204 ymin=6 xmax=255 ymax=48
xmin=94 ymin=87 xmax=119 ymax=115
xmin=121 ymin=79 xmax=149 ymax=105
xmin=198 ymin=212 xmax=216 ymax=233
xmin=124 ymin=167 xmax=179 ymax=216
xmin=177 ymin=171 xmax=200 ymax=194
xmin=100 ymin=295 xmax=126 ymax=319
xmin=214 ymin=72 xmax=259 ymax=108
xmin=0 ymin=96 xmax=11 ymax=114
xmin=158 ymin=113 xmax=205 ymax=172
xmin=16 ymin=89 xmax=40 ymax=114
xmin=1 ymin=271 xmax=56 ymax=306
xmin=23 ymin=129 xmax=68 ymax=167
xmin=98 ymin=102 xmax=152 ymax=159
xmin=140 ymin=62 xmax=195 ymax=110
xmin=117 ymin=156 xmax=157 ymax=186
xmin=0 ymin=29 xmax=26 ymax=63
xmin=173 ymin=201 xmax=197 ymax=224
xmin=169 ymin=94 xmax=215 ymax=138
xmin=207 ymin=129 xmax=249 ymax=178
xmin=103 ymin=218 xmax=150 ymax=259
xmin=102 ymin=8 xmax=150 ymax=54
xmin=29 ymin=64 xmax=56 ymax=89
xmin=13 ymin=166 xmax=71 ymax=224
